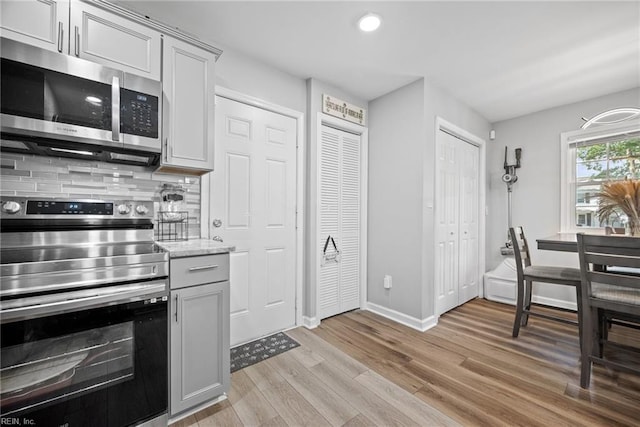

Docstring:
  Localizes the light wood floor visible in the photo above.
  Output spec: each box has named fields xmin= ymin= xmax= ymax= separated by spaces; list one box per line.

xmin=173 ymin=299 xmax=640 ymax=426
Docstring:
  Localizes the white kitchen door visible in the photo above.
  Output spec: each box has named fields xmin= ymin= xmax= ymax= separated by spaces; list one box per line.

xmin=212 ymin=96 xmax=297 ymax=346
xmin=435 ymin=130 xmax=480 ymax=315
xmin=318 ymin=125 xmax=362 ymax=319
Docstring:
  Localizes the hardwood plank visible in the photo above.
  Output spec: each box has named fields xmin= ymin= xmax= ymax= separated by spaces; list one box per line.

xmin=228 ymin=369 xmax=256 ymax=404
xmin=354 ymin=369 xmax=460 ymax=427
xmin=230 ymin=371 xmax=279 ymax=426
xmin=309 ymin=360 xmax=421 ymax=426
xmin=196 ymin=401 xmax=244 ymax=427
xmin=313 ymin=321 xmax=426 ymax=393
xmin=340 ymin=414 xmax=376 ymax=427
xmin=313 ymin=300 xmax=640 ymax=427
xmin=260 ymin=380 xmax=331 ymax=427
xmin=286 ymin=327 xmax=368 ymax=378
xmin=268 ymin=351 xmax=359 ymax=426
xmin=259 ymin=415 xmax=289 ymax=427
xmin=170 ymin=414 xmax=198 ymax=427
xmin=288 ymin=344 xmax=325 ymax=368
xmin=175 ymin=299 xmax=640 ymax=426
xmin=244 ymin=356 xmax=286 ymax=391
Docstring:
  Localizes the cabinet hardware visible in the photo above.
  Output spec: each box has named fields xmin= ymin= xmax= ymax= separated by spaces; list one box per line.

xmin=74 ymin=26 xmax=80 ymax=56
xmin=57 ymin=22 xmax=63 ymax=52
xmin=188 ymin=265 xmax=219 ymax=272
xmin=174 ymin=294 xmax=179 ymax=322
xmin=112 ymin=76 xmax=120 ymax=141
xmin=164 ymin=138 xmax=168 ymax=161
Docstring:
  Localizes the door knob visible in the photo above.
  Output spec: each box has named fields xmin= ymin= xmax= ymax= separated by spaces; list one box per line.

xmin=212 ymin=236 xmax=223 ymax=242
xmin=212 ymin=219 xmax=222 ymax=228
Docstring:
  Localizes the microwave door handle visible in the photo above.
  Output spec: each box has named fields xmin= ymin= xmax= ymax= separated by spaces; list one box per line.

xmin=112 ymin=76 xmax=121 ymax=142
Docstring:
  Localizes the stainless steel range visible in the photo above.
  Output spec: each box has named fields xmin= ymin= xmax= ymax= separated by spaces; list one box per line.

xmin=0 ymin=197 xmax=169 ymax=427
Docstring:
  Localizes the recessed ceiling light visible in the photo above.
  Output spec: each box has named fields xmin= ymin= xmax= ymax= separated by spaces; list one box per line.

xmin=358 ymin=13 xmax=381 ymax=32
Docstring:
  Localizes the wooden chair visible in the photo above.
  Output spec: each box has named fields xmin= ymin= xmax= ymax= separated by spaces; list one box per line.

xmin=577 ymin=233 xmax=640 ymax=388
xmin=509 ymin=227 xmax=583 ymax=339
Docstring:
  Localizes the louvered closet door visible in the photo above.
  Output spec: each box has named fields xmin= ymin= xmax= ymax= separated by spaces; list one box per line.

xmin=319 ymin=125 xmax=361 ymax=319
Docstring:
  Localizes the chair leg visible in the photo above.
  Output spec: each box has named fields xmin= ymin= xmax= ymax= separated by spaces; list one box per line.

xmin=597 ymin=309 xmax=608 ymax=358
xmin=513 ymin=277 xmax=525 ymax=337
xmin=575 ymin=285 xmax=583 ymax=351
xmin=580 ymin=304 xmax=595 ymax=388
xmin=522 ymin=280 xmax=533 ymax=326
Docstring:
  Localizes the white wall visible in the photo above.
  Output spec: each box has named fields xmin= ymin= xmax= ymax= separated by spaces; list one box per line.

xmin=488 ymin=88 xmax=640 ymax=306
xmin=368 ymin=79 xmax=426 ymax=320
xmin=215 ymin=48 xmax=306 ymax=113
xmin=368 ymin=78 xmax=491 ymax=323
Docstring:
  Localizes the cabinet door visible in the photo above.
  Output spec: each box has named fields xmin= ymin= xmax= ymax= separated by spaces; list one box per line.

xmin=161 ymin=36 xmax=216 ymax=173
xmin=0 ymin=0 xmax=69 ymax=53
xmin=70 ymin=1 xmax=161 ymax=80
xmin=170 ymin=281 xmax=230 ymax=416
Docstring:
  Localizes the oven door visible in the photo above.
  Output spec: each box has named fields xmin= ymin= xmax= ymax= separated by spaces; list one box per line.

xmin=0 ymin=281 xmax=168 ymax=427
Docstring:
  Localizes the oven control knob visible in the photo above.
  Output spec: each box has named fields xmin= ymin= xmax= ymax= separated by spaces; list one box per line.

xmin=136 ymin=205 xmax=149 ymax=215
xmin=2 ymin=201 xmax=21 ymax=214
xmin=117 ymin=204 xmax=131 ymax=215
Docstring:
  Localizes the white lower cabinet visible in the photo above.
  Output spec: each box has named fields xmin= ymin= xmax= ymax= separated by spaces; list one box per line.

xmin=169 ymin=255 xmax=230 ymax=417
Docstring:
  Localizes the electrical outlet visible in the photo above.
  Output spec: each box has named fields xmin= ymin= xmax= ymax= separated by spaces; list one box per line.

xmin=383 ymin=275 xmax=392 ymax=289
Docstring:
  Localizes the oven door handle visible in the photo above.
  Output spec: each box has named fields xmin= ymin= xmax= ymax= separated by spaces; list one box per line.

xmin=0 ymin=281 xmax=167 ymax=324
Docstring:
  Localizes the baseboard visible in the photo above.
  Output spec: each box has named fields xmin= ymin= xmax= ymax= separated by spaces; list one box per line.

xmin=302 ymin=315 xmax=320 ymax=329
xmin=365 ymin=302 xmax=437 ymax=332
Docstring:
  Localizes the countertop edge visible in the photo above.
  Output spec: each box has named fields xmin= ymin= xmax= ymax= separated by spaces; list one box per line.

xmin=156 ymin=239 xmax=235 ymax=258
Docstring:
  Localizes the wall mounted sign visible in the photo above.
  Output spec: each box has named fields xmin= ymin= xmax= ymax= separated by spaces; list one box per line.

xmin=322 ymin=94 xmax=366 ymax=126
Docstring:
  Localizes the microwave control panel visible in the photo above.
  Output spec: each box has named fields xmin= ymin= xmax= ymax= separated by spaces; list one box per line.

xmin=120 ymin=89 xmax=159 ymax=138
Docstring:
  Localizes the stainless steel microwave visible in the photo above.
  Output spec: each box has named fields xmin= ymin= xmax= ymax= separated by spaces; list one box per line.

xmin=0 ymin=38 xmax=162 ymax=166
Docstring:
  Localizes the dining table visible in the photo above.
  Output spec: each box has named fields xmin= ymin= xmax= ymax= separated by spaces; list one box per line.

xmin=537 ymin=231 xmax=640 ymax=272
xmin=536 ymin=233 xmax=583 ymax=253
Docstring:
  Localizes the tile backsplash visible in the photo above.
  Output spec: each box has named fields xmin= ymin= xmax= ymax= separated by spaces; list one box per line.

xmin=0 ymin=152 xmax=202 ymax=239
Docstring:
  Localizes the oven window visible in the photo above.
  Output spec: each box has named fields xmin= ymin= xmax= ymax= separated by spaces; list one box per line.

xmin=0 ymin=298 xmax=167 ymax=427
xmin=1 ymin=323 xmax=134 ymax=412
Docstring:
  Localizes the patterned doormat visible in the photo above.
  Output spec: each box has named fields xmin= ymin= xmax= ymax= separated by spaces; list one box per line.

xmin=230 ymin=332 xmax=300 ymax=373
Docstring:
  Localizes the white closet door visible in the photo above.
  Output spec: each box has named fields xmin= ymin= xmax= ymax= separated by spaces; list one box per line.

xmin=435 ymin=130 xmax=479 ymax=315
xmin=458 ymin=140 xmax=480 ymax=305
xmin=319 ymin=125 xmax=361 ymax=319
xmin=435 ymin=131 xmax=461 ymax=314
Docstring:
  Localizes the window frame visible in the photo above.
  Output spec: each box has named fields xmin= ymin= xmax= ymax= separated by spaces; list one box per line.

xmin=560 ymin=120 xmax=640 ymax=233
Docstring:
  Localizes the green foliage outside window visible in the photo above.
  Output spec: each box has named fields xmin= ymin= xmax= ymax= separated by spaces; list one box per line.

xmin=576 ymin=137 xmax=640 ymax=179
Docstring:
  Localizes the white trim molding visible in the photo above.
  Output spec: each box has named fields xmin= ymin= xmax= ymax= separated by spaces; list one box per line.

xmin=366 ymin=302 xmax=438 ymax=332
xmin=560 ymin=120 xmax=640 ymax=233
xmin=302 ymin=316 xmax=320 ymax=329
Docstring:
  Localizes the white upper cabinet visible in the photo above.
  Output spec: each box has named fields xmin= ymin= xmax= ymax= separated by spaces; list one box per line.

xmin=70 ymin=1 xmax=161 ymax=80
xmin=158 ymin=36 xmax=216 ymax=174
xmin=1 ymin=0 xmax=69 ymax=53
xmin=0 ymin=0 xmax=161 ymax=80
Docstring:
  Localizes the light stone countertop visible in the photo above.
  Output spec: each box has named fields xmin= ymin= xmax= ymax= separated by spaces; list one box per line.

xmin=157 ymin=238 xmax=235 ymax=258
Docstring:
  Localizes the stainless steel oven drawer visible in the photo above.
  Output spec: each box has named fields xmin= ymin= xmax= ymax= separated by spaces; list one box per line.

xmin=170 ymin=254 xmax=229 ymax=289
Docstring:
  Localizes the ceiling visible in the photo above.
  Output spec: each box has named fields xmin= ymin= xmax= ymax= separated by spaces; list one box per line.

xmin=117 ymin=1 xmax=640 ymax=123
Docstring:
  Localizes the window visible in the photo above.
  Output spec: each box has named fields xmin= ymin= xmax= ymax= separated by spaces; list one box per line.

xmin=561 ymin=121 xmax=640 ymax=232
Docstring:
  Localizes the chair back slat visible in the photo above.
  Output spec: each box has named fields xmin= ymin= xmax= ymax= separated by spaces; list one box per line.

xmin=590 ymin=271 xmax=640 ymax=289
xmin=588 ymin=253 xmax=640 ymax=270
xmin=509 ymin=227 xmax=532 ymax=277
xmin=578 ymin=233 xmax=640 ymax=294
